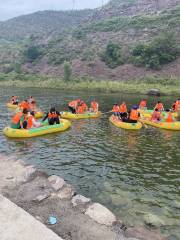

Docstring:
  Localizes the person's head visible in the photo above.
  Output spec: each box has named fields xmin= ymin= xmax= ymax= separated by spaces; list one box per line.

xmin=132 ymin=105 xmax=138 ymax=110
xmin=23 ymin=109 xmax=28 ymax=115
xmin=166 ymin=109 xmax=170 ymax=112
xmin=50 ymin=107 xmax=56 ymax=113
xmin=11 ymin=96 xmax=14 ymax=98
xmin=114 ymin=103 xmax=118 ymax=106
xmin=30 ymin=111 xmax=35 ymax=116
xmin=122 ymin=101 xmax=126 ymax=105
xmin=31 ymin=101 xmax=35 ymax=104
xmin=157 ymin=101 xmax=161 ymax=104
xmin=24 ymin=99 xmax=28 ymax=102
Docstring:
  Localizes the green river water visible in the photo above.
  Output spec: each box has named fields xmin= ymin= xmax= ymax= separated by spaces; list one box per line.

xmin=0 ymin=87 xmax=179 ymax=239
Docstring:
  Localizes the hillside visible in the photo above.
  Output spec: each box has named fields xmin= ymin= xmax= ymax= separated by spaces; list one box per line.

xmin=0 ymin=0 xmax=180 ymax=81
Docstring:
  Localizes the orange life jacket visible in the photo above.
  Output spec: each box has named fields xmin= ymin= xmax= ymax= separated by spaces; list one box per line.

xmin=19 ymin=101 xmax=29 ymax=110
xmin=166 ymin=113 xmax=174 ymax=122
xmin=12 ymin=112 xmax=23 ymax=124
xmin=119 ymin=103 xmax=127 ymax=113
xmin=130 ymin=109 xmax=139 ymax=120
xmin=77 ymin=106 xmax=84 ymax=114
xmin=139 ymin=100 xmax=147 ymax=108
xmin=48 ymin=112 xmax=58 ymax=119
xmin=82 ymin=102 xmax=88 ymax=111
xmin=112 ymin=105 xmax=120 ymax=112
xmin=69 ymin=100 xmax=78 ymax=108
xmin=175 ymin=101 xmax=180 ymax=111
xmin=91 ymin=101 xmax=98 ymax=111
xmin=27 ymin=116 xmax=33 ymax=129
xmin=155 ymin=103 xmax=164 ymax=111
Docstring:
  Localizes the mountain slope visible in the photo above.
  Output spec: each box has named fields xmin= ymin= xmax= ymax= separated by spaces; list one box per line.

xmin=0 ymin=0 xmax=180 ymax=80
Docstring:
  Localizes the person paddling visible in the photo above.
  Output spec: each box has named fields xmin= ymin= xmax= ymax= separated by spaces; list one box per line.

xmin=42 ymin=107 xmax=60 ymax=125
xmin=119 ymin=102 xmax=127 ymax=120
xmin=128 ymin=105 xmax=140 ymax=123
xmin=68 ymin=99 xmax=80 ymax=114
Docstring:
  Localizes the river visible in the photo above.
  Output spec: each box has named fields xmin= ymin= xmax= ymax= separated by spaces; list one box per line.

xmin=0 ymin=87 xmax=179 ymax=239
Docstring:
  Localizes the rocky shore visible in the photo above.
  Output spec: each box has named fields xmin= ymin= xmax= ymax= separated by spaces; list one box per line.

xmin=0 ymin=154 xmax=168 ymax=240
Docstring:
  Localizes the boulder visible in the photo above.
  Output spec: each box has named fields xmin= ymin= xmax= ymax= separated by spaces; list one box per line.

xmin=125 ymin=226 xmax=168 ymax=240
xmin=85 ymin=203 xmax=116 ymax=226
xmin=147 ymin=89 xmax=161 ymax=96
xmin=48 ymin=175 xmax=65 ymax=191
xmin=57 ymin=184 xmax=75 ymax=200
xmin=33 ymin=193 xmax=50 ymax=202
xmin=143 ymin=213 xmax=165 ymax=228
xmin=72 ymin=194 xmax=90 ymax=207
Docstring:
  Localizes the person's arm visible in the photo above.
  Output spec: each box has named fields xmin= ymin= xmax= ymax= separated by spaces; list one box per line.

xmin=42 ymin=113 xmax=48 ymax=122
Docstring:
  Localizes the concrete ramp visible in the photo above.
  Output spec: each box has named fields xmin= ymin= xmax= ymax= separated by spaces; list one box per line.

xmin=0 ymin=194 xmax=63 ymax=240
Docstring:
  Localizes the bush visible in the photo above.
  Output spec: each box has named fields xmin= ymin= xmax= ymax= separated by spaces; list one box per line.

xmin=24 ymin=46 xmax=41 ymax=62
xmin=132 ymin=33 xmax=179 ymax=69
xmin=101 ymin=42 xmax=124 ymax=68
xmin=63 ymin=62 xmax=72 ymax=81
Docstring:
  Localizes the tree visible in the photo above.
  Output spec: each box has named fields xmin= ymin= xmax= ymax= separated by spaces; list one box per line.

xmin=63 ymin=62 xmax=72 ymax=81
xmin=24 ymin=46 xmax=41 ymax=62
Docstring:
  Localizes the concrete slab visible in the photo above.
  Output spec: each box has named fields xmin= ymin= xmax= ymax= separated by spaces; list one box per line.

xmin=0 ymin=194 xmax=63 ymax=240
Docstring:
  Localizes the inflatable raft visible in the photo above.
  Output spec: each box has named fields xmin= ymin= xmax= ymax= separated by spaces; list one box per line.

xmin=139 ymin=109 xmax=178 ymax=118
xmin=3 ymin=119 xmax=71 ymax=138
xmin=6 ymin=103 xmax=19 ymax=109
xmin=109 ymin=115 xmax=142 ymax=130
xmin=61 ymin=111 xmax=101 ymax=119
xmin=142 ymin=119 xmax=180 ymax=131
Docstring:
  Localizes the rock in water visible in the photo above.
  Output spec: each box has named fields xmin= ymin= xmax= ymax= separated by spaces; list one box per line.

xmin=72 ymin=194 xmax=90 ymax=207
xmin=85 ymin=203 xmax=116 ymax=226
xmin=148 ymin=89 xmax=161 ymax=96
xmin=48 ymin=175 xmax=65 ymax=191
xmin=143 ymin=213 xmax=165 ymax=228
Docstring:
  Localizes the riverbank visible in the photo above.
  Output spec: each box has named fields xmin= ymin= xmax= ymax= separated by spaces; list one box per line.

xmin=0 ymin=73 xmax=180 ymax=95
xmin=0 ymin=154 xmax=167 ymax=240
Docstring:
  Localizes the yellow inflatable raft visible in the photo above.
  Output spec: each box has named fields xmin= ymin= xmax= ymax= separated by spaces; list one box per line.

xmin=142 ymin=119 xmax=180 ymax=131
xmin=109 ymin=115 xmax=142 ymax=130
xmin=6 ymin=103 xmax=19 ymax=109
xmin=139 ymin=109 xmax=178 ymax=118
xmin=61 ymin=111 xmax=101 ymax=119
xmin=3 ymin=119 xmax=71 ymax=138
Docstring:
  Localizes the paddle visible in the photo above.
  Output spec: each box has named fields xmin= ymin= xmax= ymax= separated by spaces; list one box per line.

xmin=101 ymin=111 xmax=113 ymax=115
xmin=139 ymin=119 xmax=148 ymax=129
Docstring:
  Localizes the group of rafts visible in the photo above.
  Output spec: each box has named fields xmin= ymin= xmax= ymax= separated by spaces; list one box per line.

xmin=3 ymin=96 xmax=180 ymax=138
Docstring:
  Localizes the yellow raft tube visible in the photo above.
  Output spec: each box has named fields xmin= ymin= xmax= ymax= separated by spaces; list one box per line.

xmin=139 ymin=109 xmax=178 ymax=118
xmin=6 ymin=103 xmax=19 ymax=109
xmin=3 ymin=119 xmax=71 ymax=138
xmin=109 ymin=115 xmax=142 ymax=130
xmin=142 ymin=119 xmax=180 ymax=131
xmin=61 ymin=111 xmax=101 ymax=119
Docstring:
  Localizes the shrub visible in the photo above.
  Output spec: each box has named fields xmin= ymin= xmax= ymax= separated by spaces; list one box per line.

xmin=132 ymin=33 xmax=179 ymax=69
xmin=101 ymin=42 xmax=124 ymax=68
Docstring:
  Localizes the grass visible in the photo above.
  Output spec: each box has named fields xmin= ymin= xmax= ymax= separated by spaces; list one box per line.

xmin=0 ymin=73 xmax=180 ymax=95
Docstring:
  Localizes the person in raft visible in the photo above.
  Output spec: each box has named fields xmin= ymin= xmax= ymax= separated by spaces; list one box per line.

xmin=42 ymin=107 xmax=60 ymax=125
xmin=91 ymin=100 xmax=99 ymax=112
xmin=19 ymin=99 xmax=30 ymax=111
xmin=139 ymin=99 xmax=147 ymax=110
xmin=11 ymin=96 xmax=19 ymax=105
xmin=127 ymin=105 xmax=140 ymax=123
xmin=112 ymin=103 xmax=120 ymax=117
xmin=174 ymin=98 xmax=180 ymax=112
xmin=11 ymin=108 xmax=29 ymax=129
xmin=151 ymin=108 xmax=161 ymax=122
xmin=119 ymin=102 xmax=127 ymax=120
xmin=68 ymin=99 xmax=80 ymax=114
xmin=164 ymin=109 xmax=175 ymax=122
xmin=154 ymin=101 xmax=164 ymax=112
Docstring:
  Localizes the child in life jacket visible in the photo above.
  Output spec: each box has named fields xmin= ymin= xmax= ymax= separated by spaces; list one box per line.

xmin=151 ymin=108 xmax=161 ymax=122
xmin=42 ymin=107 xmax=60 ymax=125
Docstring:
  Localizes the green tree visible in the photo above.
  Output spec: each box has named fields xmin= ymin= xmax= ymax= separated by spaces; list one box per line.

xmin=101 ymin=42 xmax=124 ymax=68
xmin=63 ymin=62 xmax=72 ymax=81
xmin=24 ymin=46 xmax=41 ymax=62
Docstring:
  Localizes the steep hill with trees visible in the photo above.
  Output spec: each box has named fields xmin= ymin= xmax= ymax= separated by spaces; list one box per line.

xmin=0 ymin=0 xmax=180 ymax=81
